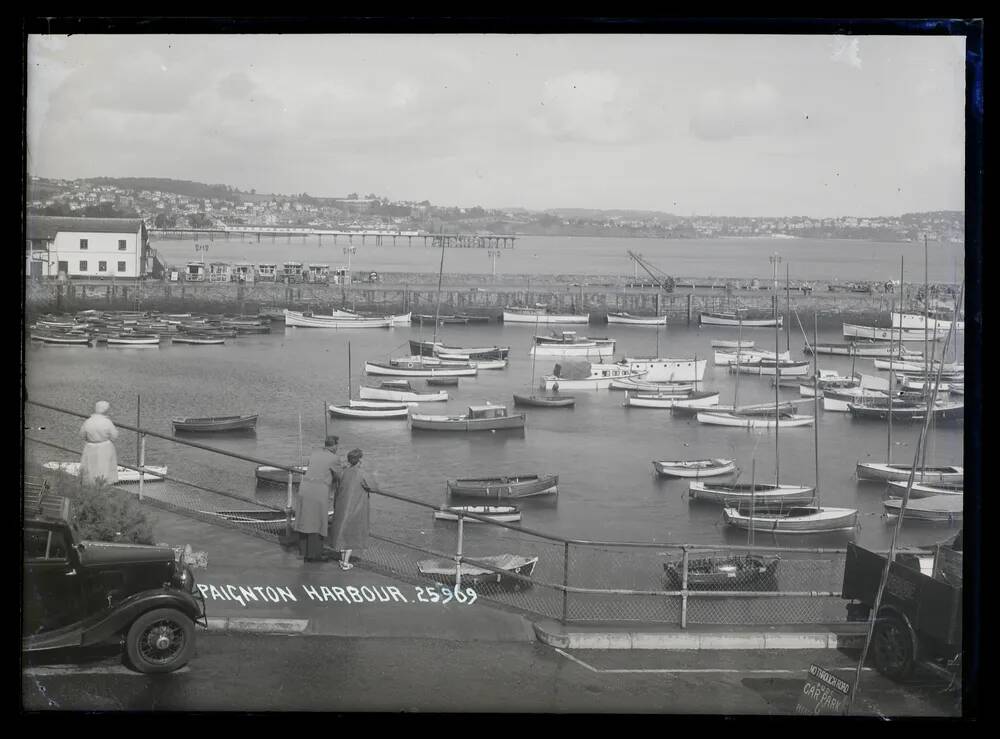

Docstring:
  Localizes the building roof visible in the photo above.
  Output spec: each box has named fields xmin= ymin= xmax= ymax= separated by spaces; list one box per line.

xmin=27 ymin=216 xmax=146 ymax=241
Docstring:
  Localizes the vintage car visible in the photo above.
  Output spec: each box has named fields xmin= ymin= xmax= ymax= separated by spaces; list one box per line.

xmin=22 ymin=491 xmax=207 ymax=673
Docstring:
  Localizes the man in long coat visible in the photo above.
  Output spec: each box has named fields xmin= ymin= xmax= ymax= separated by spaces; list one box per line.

xmin=329 ymin=448 xmax=378 ymax=570
xmin=79 ymin=400 xmax=119 ymax=486
xmin=294 ymin=436 xmax=342 ymax=562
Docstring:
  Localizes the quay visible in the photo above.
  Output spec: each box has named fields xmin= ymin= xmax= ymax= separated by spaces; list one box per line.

xmin=150 ymin=227 xmax=516 ymax=249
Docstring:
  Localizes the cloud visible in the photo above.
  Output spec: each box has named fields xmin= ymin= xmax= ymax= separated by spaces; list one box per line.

xmin=531 ymin=71 xmax=632 ymax=144
xmin=690 ymin=81 xmax=782 ymax=141
xmin=218 ymin=72 xmax=255 ymax=101
xmin=830 ymin=36 xmax=862 ymax=69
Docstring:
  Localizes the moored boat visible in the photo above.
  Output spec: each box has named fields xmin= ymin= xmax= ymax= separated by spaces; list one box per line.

xmin=42 ymin=461 xmax=167 ymax=483
xmin=618 ymin=357 xmax=707 ymax=382
xmin=171 ymin=334 xmax=226 ymax=345
xmin=539 ymin=361 xmax=645 ymax=390
xmin=202 ymin=507 xmax=333 ymax=533
xmin=885 ymin=480 xmax=963 ymax=498
xmin=426 ymin=377 xmax=460 ymax=387
xmin=255 ymin=465 xmax=306 ymax=486
xmin=410 ymin=404 xmax=525 ymax=432
xmin=327 ymin=401 xmax=411 ymax=419
xmin=417 ymin=553 xmax=538 ymax=589
xmin=652 ymin=458 xmax=736 ymax=479
xmin=847 ymin=400 xmax=964 ymax=424
xmin=172 ymin=414 xmax=258 ymax=433
xmin=883 ymin=495 xmax=963 ymax=523
xmin=803 ymin=341 xmax=919 ymax=358
xmin=843 ymin=322 xmax=949 ymax=341
xmin=625 ymin=390 xmax=720 ymax=409
xmin=106 ymin=333 xmax=161 ymax=346
xmin=610 ymin=378 xmax=695 ymax=392
xmin=502 ymin=306 xmax=589 ymax=324
xmin=365 ymin=360 xmax=478 ymax=378
xmin=695 ymin=411 xmax=814 ymax=428
xmin=855 ymin=463 xmax=963 ymax=483
xmin=284 ymin=309 xmax=393 ymax=329
xmin=662 ymin=554 xmax=780 ymax=590
xmin=710 ymin=339 xmax=755 ymax=349
xmin=433 ymin=505 xmax=522 ymax=523
xmin=512 ymin=393 xmax=576 ymax=408
xmin=606 ymin=312 xmax=668 ymax=326
xmin=688 ymin=481 xmax=815 ymax=506
xmin=359 ymin=382 xmax=448 ymax=402
xmin=447 ymin=473 xmax=558 ymax=498
xmin=722 ymin=505 xmax=859 ymax=533
xmin=700 ymin=312 xmax=782 ymax=327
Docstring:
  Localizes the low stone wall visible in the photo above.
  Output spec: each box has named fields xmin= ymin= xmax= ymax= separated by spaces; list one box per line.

xmin=26 ymin=275 xmax=927 ymax=330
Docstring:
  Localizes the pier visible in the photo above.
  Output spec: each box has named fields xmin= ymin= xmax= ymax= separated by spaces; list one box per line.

xmin=149 ymin=227 xmax=515 ymax=249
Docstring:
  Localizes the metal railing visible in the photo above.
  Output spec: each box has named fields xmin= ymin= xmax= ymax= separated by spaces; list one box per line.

xmin=24 ymin=400 xmax=849 ymax=626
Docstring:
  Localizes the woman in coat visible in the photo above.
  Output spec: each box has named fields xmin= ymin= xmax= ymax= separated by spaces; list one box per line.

xmin=329 ymin=448 xmax=378 ymax=570
xmin=79 ymin=400 xmax=120 ymax=486
xmin=293 ymin=436 xmax=342 ymax=562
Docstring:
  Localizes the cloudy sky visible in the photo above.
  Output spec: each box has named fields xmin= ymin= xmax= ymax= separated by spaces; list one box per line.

xmin=27 ymin=34 xmax=966 ymax=217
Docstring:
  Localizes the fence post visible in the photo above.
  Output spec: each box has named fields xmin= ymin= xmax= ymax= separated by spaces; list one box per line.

xmin=561 ymin=542 xmax=570 ymax=623
xmin=680 ymin=545 xmax=690 ymax=629
xmin=455 ymin=513 xmax=465 ymax=591
xmin=137 ymin=432 xmax=146 ymax=502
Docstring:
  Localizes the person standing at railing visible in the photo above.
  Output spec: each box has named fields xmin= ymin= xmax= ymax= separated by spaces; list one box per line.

xmin=330 ymin=448 xmax=378 ymax=571
xmin=79 ymin=400 xmax=120 ymax=486
xmin=294 ymin=435 xmax=343 ymax=563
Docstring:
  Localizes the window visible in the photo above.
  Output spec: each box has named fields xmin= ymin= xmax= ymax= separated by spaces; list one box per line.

xmin=79 ymin=260 xmax=88 ymax=271
xmin=80 ymin=239 xmax=88 ymax=250
xmin=98 ymin=261 xmax=107 ymax=272
xmin=117 ymin=261 xmax=126 ymax=273
xmin=118 ymin=239 xmax=127 ymax=251
xmin=24 ymin=529 xmax=68 ymax=560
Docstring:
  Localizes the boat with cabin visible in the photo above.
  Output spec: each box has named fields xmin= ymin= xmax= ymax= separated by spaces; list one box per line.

xmin=618 ymin=357 xmax=707 ymax=383
xmin=410 ymin=404 xmax=526 ymax=432
xmin=539 ymin=361 xmax=646 ymax=390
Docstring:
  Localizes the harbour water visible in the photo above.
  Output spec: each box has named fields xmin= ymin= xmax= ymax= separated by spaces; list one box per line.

xmin=25 ymin=319 xmax=964 ymax=557
xmin=151 ymin=235 xmax=966 ymax=284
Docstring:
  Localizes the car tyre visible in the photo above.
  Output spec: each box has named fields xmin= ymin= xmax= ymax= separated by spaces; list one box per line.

xmin=125 ymin=608 xmax=195 ymax=674
xmin=872 ymin=615 xmax=914 ymax=680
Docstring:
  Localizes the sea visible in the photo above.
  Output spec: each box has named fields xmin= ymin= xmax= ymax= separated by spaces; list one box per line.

xmin=149 ymin=234 xmax=967 ymax=284
xmin=24 ymin=316 xmax=965 ymax=559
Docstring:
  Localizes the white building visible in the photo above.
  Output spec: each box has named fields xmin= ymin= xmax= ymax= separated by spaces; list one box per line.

xmin=26 ymin=216 xmax=153 ymax=279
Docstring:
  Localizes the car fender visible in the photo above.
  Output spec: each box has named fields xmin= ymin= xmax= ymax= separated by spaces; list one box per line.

xmin=80 ymin=589 xmax=205 ymax=647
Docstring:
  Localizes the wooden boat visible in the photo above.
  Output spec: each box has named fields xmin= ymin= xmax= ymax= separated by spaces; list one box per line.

xmin=626 ymin=390 xmax=720 ymax=409
xmin=797 ymin=371 xmax=860 ymax=397
xmin=714 ymin=349 xmax=791 ymax=365
xmin=610 ymin=379 xmax=696 ymax=392
xmin=106 ymin=333 xmax=161 ymax=346
xmin=283 ymin=309 xmax=393 ymax=329
xmin=606 ymin=312 xmax=668 ymax=326
xmin=885 ymin=480 xmax=963 ymax=498
xmin=512 ymin=393 xmax=576 ymax=408
xmin=30 ymin=332 xmax=92 ymax=346
xmin=700 ymin=311 xmax=782 ymax=327
xmin=728 ymin=359 xmax=811 ymax=377
xmin=409 ymin=340 xmax=509 ymax=360
xmin=652 ymin=458 xmax=736 ymax=478
xmin=502 ymin=307 xmax=589 ymax=324
xmin=455 ymin=314 xmax=491 ymax=323
xmin=618 ymin=357 xmax=707 ymax=383
xmin=540 ymin=361 xmax=645 ymax=390
xmin=822 ymin=387 xmax=888 ymax=412
xmin=872 ymin=358 xmax=963 ymax=374
xmin=803 ymin=341 xmax=919 ymax=358
xmin=688 ymin=481 xmax=815 ymax=506
xmin=417 ymin=553 xmax=539 ymax=589
xmin=710 ymin=339 xmax=755 ymax=349
xmin=696 ymin=411 xmax=814 ymax=428
xmin=847 ymin=400 xmax=964 ymax=423
xmin=856 ymin=463 xmax=963 ymax=484
xmin=172 ymin=414 xmax=258 ymax=433
xmin=432 ymin=505 xmax=522 ymax=523
xmin=42 ymin=461 xmax=167 ymax=483
xmin=843 ymin=323 xmax=949 ymax=342
xmin=535 ymin=332 xmax=614 ymax=347
xmin=672 ymin=400 xmax=800 ymax=418
xmin=662 ymin=554 xmax=780 ymax=590
xmin=529 ymin=340 xmax=615 ymax=360
xmin=410 ymin=404 xmax=526 ymax=432
xmin=202 ymin=507 xmax=333 ymax=534
xmin=883 ymin=495 xmax=963 ymax=523
xmin=426 ymin=377 xmax=460 ymax=387
xmin=722 ymin=505 xmax=859 ymax=533
xmin=255 ymin=465 xmax=306 ymax=486
xmin=328 ymin=401 xmax=410 ymax=419
xmin=359 ymin=382 xmax=448 ymax=402
xmin=171 ymin=334 xmax=226 ymax=345
xmin=447 ymin=473 xmax=558 ymax=498
xmin=364 ymin=360 xmax=478 ymax=378
xmin=891 ymin=311 xmax=964 ymax=332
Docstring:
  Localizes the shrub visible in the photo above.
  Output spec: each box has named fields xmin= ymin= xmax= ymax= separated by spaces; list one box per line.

xmin=70 ymin=482 xmax=155 ymax=545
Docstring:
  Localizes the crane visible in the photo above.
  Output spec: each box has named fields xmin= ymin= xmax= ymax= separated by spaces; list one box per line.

xmin=627 ymin=250 xmax=675 ymax=292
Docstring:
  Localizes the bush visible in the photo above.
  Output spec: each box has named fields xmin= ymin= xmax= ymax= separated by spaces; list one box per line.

xmin=70 ymin=482 xmax=155 ymax=545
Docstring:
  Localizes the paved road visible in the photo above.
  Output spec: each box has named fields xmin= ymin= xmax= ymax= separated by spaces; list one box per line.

xmin=22 ymin=634 xmax=961 ymax=715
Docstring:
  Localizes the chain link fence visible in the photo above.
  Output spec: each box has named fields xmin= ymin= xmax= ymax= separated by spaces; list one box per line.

xmin=24 ymin=400 xmax=849 ymax=626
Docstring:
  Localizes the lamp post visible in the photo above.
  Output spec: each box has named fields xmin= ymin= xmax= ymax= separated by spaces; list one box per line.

xmin=488 ymin=247 xmax=501 ymax=280
xmin=343 ymin=245 xmax=356 ymax=274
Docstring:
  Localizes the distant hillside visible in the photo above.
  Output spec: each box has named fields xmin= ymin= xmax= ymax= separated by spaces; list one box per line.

xmin=544 ymin=208 xmax=683 ymax=223
xmin=84 ymin=177 xmax=244 ymax=201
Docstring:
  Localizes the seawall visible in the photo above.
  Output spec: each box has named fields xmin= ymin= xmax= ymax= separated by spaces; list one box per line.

xmin=25 ymin=273 xmax=947 ymax=330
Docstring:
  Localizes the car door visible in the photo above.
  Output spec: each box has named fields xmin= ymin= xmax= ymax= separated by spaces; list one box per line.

xmin=23 ymin=525 xmax=84 ymax=635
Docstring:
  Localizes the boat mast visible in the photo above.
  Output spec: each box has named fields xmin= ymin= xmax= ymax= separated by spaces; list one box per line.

xmin=923 ymin=235 xmax=929 ymax=399
xmin=734 ymin=314 xmax=742 ymax=408
xmin=813 ymin=313 xmax=820 ymax=508
xmin=530 ymin=314 xmax=540 ymax=391
xmin=432 ymin=231 xmax=446 ymax=347
xmin=348 ymin=341 xmax=352 ymax=400
xmin=773 ymin=254 xmax=780 ymax=486
xmin=785 ymin=263 xmax=791 ymax=353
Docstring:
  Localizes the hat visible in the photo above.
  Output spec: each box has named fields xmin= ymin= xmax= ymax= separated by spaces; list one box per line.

xmin=95 ymin=401 xmax=110 ymax=414
xmin=347 ymin=448 xmax=363 ymax=464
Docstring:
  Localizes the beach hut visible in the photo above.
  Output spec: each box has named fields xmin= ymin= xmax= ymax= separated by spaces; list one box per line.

xmin=282 ymin=261 xmax=305 ymax=283
xmin=185 ymin=262 xmax=207 ymax=282
xmin=256 ymin=263 xmax=277 ymax=282
xmin=208 ymin=261 xmax=232 ymax=283
xmin=233 ymin=262 xmax=255 ymax=283
xmin=307 ymin=264 xmax=330 ymax=283
xmin=331 ymin=267 xmax=352 ymax=285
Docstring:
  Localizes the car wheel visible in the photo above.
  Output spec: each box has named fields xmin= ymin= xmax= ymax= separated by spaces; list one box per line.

xmin=872 ymin=615 xmax=914 ymax=680
xmin=125 ymin=608 xmax=195 ymax=674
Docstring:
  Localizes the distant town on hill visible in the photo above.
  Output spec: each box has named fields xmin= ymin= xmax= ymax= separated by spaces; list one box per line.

xmin=26 ymin=176 xmax=964 ymax=243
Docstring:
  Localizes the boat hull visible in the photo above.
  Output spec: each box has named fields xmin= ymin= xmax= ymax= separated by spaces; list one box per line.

xmin=172 ymin=415 xmax=258 ymax=433
xmin=883 ymin=495 xmax=963 ymax=522
xmin=856 ymin=463 xmax=963 ymax=483
xmin=447 ymin=474 xmax=558 ymax=498
xmin=503 ymin=310 xmax=589 ymax=324
xmin=663 ymin=555 xmax=779 ymax=590
xmin=700 ymin=313 xmax=782 ymax=327
xmin=328 ymin=403 xmax=410 ymax=419
xmin=359 ymin=385 xmax=448 ymax=402
xmin=696 ymin=412 xmax=814 ymax=428
xmin=512 ymin=394 xmax=576 ymax=408
xmin=606 ymin=313 xmax=668 ymax=325
xmin=410 ymin=414 xmax=526 ymax=431
xmin=529 ymin=344 xmax=615 ymax=359
xmin=417 ymin=554 xmax=538 ymax=589
xmin=626 ymin=391 xmax=720 ymax=409
xmin=284 ymin=310 xmax=392 ymax=328
xmin=843 ymin=323 xmax=949 ymax=341
xmin=652 ymin=459 xmax=736 ymax=478
xmin=688 ymin=482 xmax=815 ymax=506
xmin=722 ymin=506 xmax=859 ymax=533
xmin=433 ymin=506 xmax=522 ymax=523
xmin=365 ymin=361 xmax=478 ymax=377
